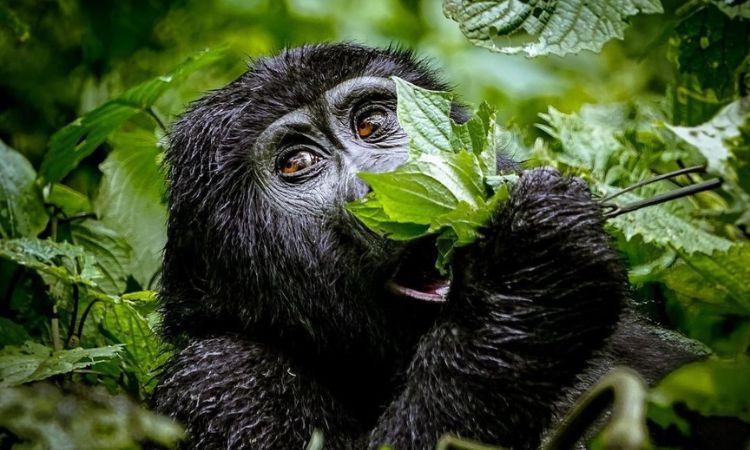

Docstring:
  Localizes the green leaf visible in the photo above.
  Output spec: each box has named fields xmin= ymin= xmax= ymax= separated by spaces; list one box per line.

xmin=0 ymin=238 xmax=102 ymax=289
xmin=649 ymin=359 xmax=750 ymax=427
xmin=0 ymin=341 xmax=122 ymax=387
xmin=358 ymin=151 xmax=485 ymax=225
xmin=601 ymin=188 xmax=733 ymax=256
xmin=0 ymin=383 xmax=184 ymax=449
xmin=664 ymin=243 xmax=750 ymax=316
xmin=443 ymin=0 xmax=663 ymax=57
xmin=0 ymin=318 xmax=31 ymax=347
xmin=538 ymin=104 xmax=634 ymax=183
xmin=347 ymin=79 xmax=511 ymax=272
xmin=0 ymin=139 xmax=48 ymax=238
xmin=71 ymin=220 xmax=133 ymax=295
xmin=668 ymin=5 xmax=750 ymax=125
xmin=96 ymin=129 xmax=167 ymax=288
xmin=393 ymin=77 xmax=456 ymax=155
xmin=45 ymin=183 xmax=92 ymax=216
xmin=39 ymin=48 xmax=225 ymax=183
xmin=346 ymin=198 xmax=430 ymax=240
xmin=667 ymin=98 xmax=749 ymax=175
xmin=88 ymin=291 xmax=169 ymax=394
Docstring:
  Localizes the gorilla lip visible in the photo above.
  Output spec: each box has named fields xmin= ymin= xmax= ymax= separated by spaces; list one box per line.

xmin=386 ymin=239 xmax=450 ymax=303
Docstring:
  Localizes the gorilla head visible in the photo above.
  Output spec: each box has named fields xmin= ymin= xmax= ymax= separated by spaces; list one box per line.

xmin=161 ymin=44 xmax=458 ymax=360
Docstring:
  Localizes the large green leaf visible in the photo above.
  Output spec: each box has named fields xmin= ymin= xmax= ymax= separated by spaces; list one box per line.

xmin=664 ymin=243 xmax=750 ymax=316
xmin=0 ymin=341 xmax=122 ymax=387
xmin=95 ymin=292 xmax=169 ymax=393
xmin=71 ymin=220 xmax=133 ymax=295
xmin=347 ymin=78 xmax=512 ymax=272
xmin=0 ymin=140 xmax=48 ymax=238
xmin=96 ymin=129 xmax=167 ymax=288
xmin=667 ymin=98 xmax=750 ymax=175
xmin=668 ymin=5 xmax=750 ymax=126
xmin=649 ymin=359 xmax=750 ymax=432
xmin=358 ymin=151 xmax=485 ymax=224
xmin=538 ymin=105 xmax=633 ymax=183
xmin=45 ymin=183 xmax=92 ymax=217
xmin=602 ymin=188 xmax=732 ymax=256
xmin=0 ymin=383 xmax=184 ymax=449
xmin=443 ymin=0 xmax=663 ymax=57
xmin=39 ymin=48 xmax=225 ymax=183
xmin=0 ymin=238 xmax=102 ymax=289
xmin=393 ymin=77 xmax=455 ymax=155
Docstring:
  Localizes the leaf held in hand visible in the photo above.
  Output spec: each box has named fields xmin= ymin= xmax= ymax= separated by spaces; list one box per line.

xmin=347 ymin=78 xmax=515 ymax=272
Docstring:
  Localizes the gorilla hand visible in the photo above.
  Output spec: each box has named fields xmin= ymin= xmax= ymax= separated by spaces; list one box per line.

xmin=371 ymin=169 xmax=628 ymax=450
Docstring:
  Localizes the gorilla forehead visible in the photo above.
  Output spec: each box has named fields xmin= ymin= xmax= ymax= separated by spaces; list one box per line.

xmin=235 ymin=43 xmax=447 ymax=136
xmin=173 ymin=43 xmax=447 ymax=154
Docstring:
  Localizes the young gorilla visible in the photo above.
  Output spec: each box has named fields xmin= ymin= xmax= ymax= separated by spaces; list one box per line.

xmin=152 ymin=44 xmax=701 ymax=449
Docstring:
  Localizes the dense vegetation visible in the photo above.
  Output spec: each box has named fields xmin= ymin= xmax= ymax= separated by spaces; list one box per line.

xmin=0 ymin=1 xmax=748 ymax=449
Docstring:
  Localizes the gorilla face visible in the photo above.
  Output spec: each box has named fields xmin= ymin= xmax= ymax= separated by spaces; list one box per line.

xmin=161 ymin=44 xmax=453 ymax=357
xmin=253 ymin=76 xmax=407 ymax=220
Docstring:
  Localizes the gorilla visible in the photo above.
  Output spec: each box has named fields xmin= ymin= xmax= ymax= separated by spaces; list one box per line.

xmin=151 ymin=43 xmax=705 ymax=449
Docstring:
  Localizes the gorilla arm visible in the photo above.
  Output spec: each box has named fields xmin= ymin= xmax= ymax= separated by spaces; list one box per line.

xmin=369 ymin=169 xmax=628 ymax=450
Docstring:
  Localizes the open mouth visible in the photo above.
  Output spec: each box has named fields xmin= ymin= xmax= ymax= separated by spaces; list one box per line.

xmin=385 ymin=238 xmax=451 ymax=302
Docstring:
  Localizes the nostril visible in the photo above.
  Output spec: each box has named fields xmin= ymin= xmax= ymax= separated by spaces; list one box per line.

xmin=355 ymin=179 xmax=372 ymax=199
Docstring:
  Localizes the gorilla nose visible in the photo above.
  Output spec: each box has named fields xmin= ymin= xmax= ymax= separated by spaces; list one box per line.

xmin=352 ymin=178 xmax=372 ymax=199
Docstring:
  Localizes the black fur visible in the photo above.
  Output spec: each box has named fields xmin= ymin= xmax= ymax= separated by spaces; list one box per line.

xmin=152 ymin=43 xmax=703 ymax=450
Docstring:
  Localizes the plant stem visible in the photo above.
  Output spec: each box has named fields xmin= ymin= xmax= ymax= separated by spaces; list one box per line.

xmin=541 ymin=368 xmax=648 ymax=450
xmin=604 ymin=178 xmax=722 ymax=219
xmin=147 ymin=107 xmax=167 ymax=133
xmin=599 ymin=165 xmax=706 ymax=203
xmin=76 ymin=298 xmax=101 ymax=340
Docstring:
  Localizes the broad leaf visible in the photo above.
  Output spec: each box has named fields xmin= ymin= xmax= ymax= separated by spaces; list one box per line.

xmin=393 ymin=77 xmax=455 ymax=155
xmin=71 ymin=220 xmax=132 ymax=295
xmin=0 ymin=140 xmax=48 ymax=238
xmin=96 ymin=129 xmax=167 ymax=288
xmin=667 ymin=98 xmax=750 ymax=175
xmin=668 ymin=5 xmax=750 ymax=126
xmin=0 ymin=238 xmax=102 ymax=288
xmin=45 ymin=183 xmax=92 ymax=216
xmin=601 ymin=188 xmax=732 ymax=256
xmin=649 ymin=359 xmax=750 ymax=432
xmin=664 ymin=243 xmax=750 ymax=316
xmin=358 ymin=151 xmax=485 ymax=224
xmin=96 ymin=296 xmax=169 ymax=392
xmin=0 ymin=341 xmax=122 ymax=387
xmin=0 ymin=383 xmax=184 ymax=449
xmin=443 ymin=0 xmax=663 ymax=57
xmin=347 ymin=78 xmax=512 ymax=272
xmin=39 ymin=48 xmax=224 ymax=183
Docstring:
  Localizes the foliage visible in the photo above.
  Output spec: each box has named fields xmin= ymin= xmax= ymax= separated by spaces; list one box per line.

xmin=0 ymin=382 xmax=184 ymax=450
xmin=0 ymin=0 xmax=748 ymax=449
xmin=443 ymin=0 xmax=663 ymax=57
xmin=347 ymin=78 xmax=514 ymax=271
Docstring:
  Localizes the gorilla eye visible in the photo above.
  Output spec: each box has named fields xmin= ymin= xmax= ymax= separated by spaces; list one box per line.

xmin=279 ymin=150 xmax=321 ymax=176
xmin=354 ymin=108 xmax=390 ymax=141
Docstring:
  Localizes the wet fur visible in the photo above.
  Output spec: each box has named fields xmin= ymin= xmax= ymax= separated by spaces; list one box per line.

xmin=152 ymin=44 xmax=708 ymax=450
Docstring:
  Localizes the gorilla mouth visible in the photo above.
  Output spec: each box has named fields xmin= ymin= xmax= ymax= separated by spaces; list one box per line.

xmin=386 ymin=239 xmax=450 ymax=302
